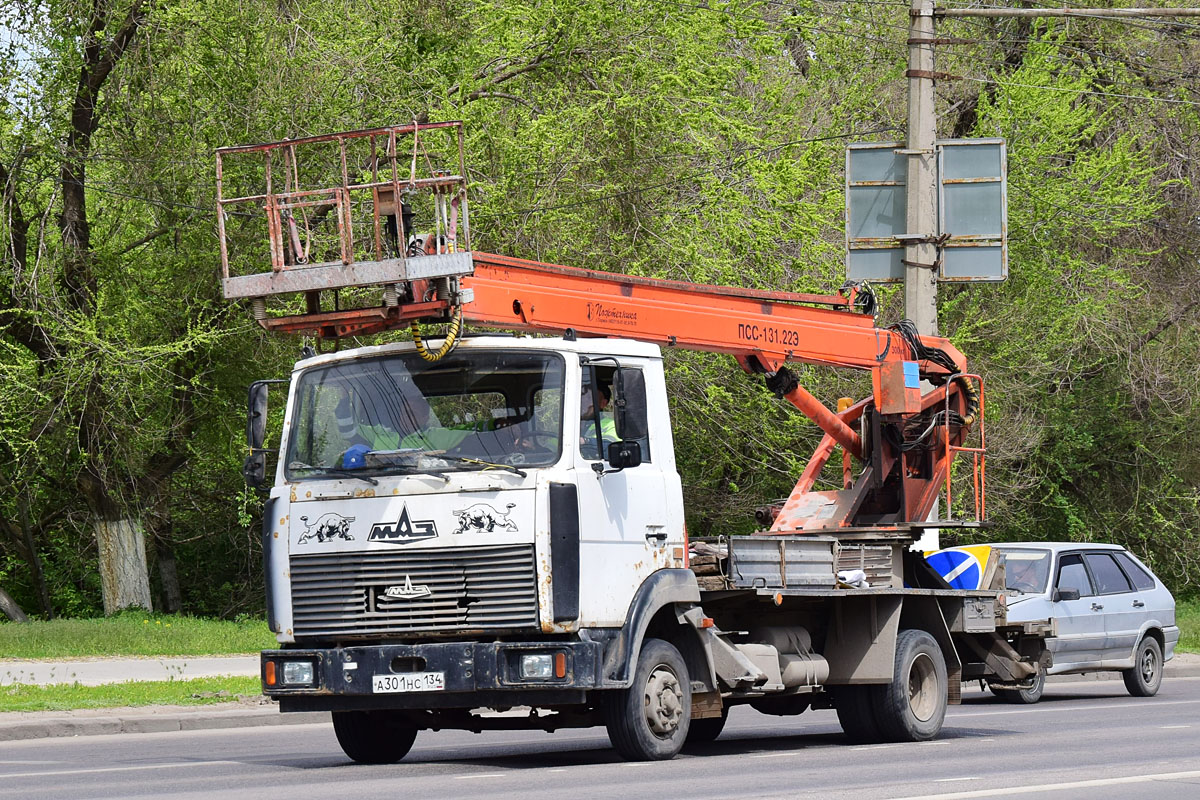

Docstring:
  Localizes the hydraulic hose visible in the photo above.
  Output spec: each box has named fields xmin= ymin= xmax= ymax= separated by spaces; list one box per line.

xmin=411 ymin=305 xmax=463 ymax=362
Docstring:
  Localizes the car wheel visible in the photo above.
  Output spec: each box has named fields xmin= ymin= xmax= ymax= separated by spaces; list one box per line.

xmin=604 ymin=638 xmax=691 ymax=760
xmin=1123 ymin=636 xmax=1163 ymax=697
xmin=332 ymin=710 xmax=418 ymax=764
xmin=873 ymin=629 xmax=948 ymax=742
xmin=989 ymin=665 xmax=1045 ymax=704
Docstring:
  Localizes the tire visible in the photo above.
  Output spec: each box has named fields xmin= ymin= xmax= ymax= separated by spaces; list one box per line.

xmin=989 ymin=665 xmax=1045 ymax=704
xmin=874 ymin=629 xmax=948 ymax=742
xmin=604 ymin=638 xmax=691 ymax=761
xmin=685 ymin=706 xmax=728 ymax=744
xmin=331 ymin=710 xmax=418 ymax=764
xmin=1123 ymin=636 xmax=1164 ymax=697
xmin=834 ymin=685 xmax=884 ymax=744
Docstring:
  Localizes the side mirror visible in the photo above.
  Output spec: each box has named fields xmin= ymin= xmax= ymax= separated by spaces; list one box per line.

xmin=247 ymin=381 xmax=270 ymax=450
xmin=614 ymin=368 xmax=648 ymax=440
xmin=607 ymin=440 xmax=642 ymax=470
xmin=1053 ymin=587 xmax=1080 ymax=602
xmin=243 ymin=452 xmax=267 ymax=488
xmin=244 ymin=379 xmax=284 ymax=488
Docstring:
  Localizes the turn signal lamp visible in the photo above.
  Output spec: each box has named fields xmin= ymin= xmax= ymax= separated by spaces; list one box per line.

xmin=264 ymin=660 xmax=277 ymax=687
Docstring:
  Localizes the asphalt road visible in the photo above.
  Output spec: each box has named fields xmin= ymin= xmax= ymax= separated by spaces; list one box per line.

xmin=4 ymin=678 xmax=1200 ymax=800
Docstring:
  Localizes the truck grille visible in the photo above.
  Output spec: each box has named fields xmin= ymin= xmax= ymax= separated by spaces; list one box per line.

xmin=289 ymin=544 xmax=539 ymax=638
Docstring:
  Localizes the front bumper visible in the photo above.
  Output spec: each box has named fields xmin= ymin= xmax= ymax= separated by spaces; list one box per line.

xmin=262 ymin=640 xmax=604 ymax=712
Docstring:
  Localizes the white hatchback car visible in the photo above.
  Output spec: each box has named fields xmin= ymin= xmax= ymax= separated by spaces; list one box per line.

xmin=989 ymin=542 xmax=1179 ymax=703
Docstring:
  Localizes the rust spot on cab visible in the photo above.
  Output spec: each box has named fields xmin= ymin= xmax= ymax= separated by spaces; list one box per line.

xmin=354 ymin=488 xmax=376 ymax=498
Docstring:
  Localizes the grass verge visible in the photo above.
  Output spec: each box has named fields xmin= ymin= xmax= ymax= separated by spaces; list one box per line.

xmin=0 ymin=677 xmax=263 ymax=713
xmin=1177 ymin=596 xmax=1199 ymax=654
xmin=0 ymin=612 xmax=274 ymax=659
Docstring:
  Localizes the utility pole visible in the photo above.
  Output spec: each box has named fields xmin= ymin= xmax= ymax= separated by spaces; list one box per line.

xmin=903 ymin=4 xmax=1200 ymax=340
xmin=905 ymin=0 xmax=940 ymax=337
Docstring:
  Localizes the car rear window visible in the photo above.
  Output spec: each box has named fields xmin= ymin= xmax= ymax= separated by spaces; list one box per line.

xmin=1084 ymin=553 xmax=1133 ymax=595
xmin=1113 ymin=552 xmax=1157 ymax=591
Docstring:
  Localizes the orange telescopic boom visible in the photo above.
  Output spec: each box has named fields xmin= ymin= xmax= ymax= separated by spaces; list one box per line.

xmin=217 ymin=123 xmax=984 ymax=535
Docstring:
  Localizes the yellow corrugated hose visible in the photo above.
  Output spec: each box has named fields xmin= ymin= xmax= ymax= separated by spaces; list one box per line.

xmin=411 ymin=305 xmax=463 ymax=362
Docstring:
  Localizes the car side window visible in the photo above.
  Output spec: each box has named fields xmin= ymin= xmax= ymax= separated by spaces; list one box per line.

xmin=1056 ymin=554 xmax=1094 ymax=597
xmin=1084 ymin=553 xmax=1133 ymax=595
xmin=1113 ymin=552 xmax=1156 ymax=591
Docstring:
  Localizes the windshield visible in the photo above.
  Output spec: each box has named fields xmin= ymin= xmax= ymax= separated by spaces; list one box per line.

xmin=996 ymin=548 xmax=1052 ymax=594
xmin=286 ymin=350 xmax=564 ymax=479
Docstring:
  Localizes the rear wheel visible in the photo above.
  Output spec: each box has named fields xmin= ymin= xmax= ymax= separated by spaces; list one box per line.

xmin=874 ymin=629 xmax=947 ymax=742
xmin=331 ymin=710 xmax=418 ymax=764
xmin=989 ymin=665 xmax=1045 ymax=704
xmin=604 ymin=638 xmax=691 ymax=761
xmin=834 ymin=685 xmax=884 ymax=744
xmin=1123 ymin=636 xmax=1163 ymax=697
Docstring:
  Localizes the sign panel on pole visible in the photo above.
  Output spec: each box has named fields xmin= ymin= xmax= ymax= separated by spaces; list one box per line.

xmin=845 ymin=138 xmax=1007 ymax=283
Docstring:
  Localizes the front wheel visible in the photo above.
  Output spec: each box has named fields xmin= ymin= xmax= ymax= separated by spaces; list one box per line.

xmin=989 ymin=665 xmax=1045 ymax=704
xmin=604 ymin=638 xmax=691 ymax=761
xmin=874 ymin=629 xmax=948 ymax=742
xmin=1123 ymin=636 xmax=1164 ymax=697
xmin=331 ymin=710 xmax=418 ymax=764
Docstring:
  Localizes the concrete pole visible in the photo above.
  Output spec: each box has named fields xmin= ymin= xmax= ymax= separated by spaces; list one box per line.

xmin=905 ymin=0 xmax=940 ymax=337
xmin=907 ymin=0 xmax=942 ymax=547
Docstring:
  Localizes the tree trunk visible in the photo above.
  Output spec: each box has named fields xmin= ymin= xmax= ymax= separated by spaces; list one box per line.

xmin=0 ymin=587 xmax=29 ymax=622
xmin=18 ymin=495 xmax=53 ymax=618
xmin=94 ymin=516 xmax=152 ymax=614
xmin=155 ymin=537 xmax=182 ymax=614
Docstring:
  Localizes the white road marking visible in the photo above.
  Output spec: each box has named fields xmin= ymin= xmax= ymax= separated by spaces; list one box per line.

xmin=0 ymin=761 xmax=240 ymax=780
xmin=850 ymin=744 xmax=901 ymax=751
xmin=934 ymin=777 xmax=979 ymax=783
xmin=886 ymin=769 xmax=1200 ymax=800
xmin=1160 ymin=724 xmax=1191 ymax=729
xmin=751 ymin=752 xmax=800 ymax=759
xmin=950 ymin=697 xmax=1200 ymax=718
xmin=454 ymin=772 xmax=506 ymax=780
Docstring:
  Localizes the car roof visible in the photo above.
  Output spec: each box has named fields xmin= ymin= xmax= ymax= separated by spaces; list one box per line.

xmin=986 ymin=542 xmax=1124 ymax=554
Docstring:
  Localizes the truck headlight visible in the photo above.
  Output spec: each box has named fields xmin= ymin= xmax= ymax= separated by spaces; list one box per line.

xmin=519 ymin=654 xmax=554 ymax=679
xmin=282 ymin=660 xmax=315 ymax=686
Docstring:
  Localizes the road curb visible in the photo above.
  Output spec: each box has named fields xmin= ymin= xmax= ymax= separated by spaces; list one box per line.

xmin=0 ymin=704 xmax=326 ymax=742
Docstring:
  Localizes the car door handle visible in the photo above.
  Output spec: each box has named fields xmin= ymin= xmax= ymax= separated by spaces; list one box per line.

xmin=1132 ymin=600 xmax=1145 ymax=608
xmin=1091 ymin=603 xmax=1104 ymax=611
xmin=645 ymin=527 xmax=668 ymax=543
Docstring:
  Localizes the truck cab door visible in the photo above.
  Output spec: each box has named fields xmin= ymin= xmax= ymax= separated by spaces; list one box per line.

xmin=572 ymin=359 xmax=682 ymax=626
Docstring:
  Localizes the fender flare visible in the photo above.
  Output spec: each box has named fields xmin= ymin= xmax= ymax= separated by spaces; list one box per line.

xmin=598 ymin=569 xmax=701 ymax=688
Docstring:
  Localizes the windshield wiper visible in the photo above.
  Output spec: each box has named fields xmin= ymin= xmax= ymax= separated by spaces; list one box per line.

xmin=288 ymin=462 xmax=380 ymax=486
xmin=431 ymin=455 xmax=527 ymax=478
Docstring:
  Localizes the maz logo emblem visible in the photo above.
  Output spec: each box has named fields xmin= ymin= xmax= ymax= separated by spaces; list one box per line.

xmin=383 ymin=575 xmax=432 ymax=601
xmin=369 ymin=506 xmax=437 ymax=544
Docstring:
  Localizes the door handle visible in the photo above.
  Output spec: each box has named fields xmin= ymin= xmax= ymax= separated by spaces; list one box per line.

xmin=645 ymin=528 xmax=668 ymax=543
xmin=1132 ymin=600 xmax=1145 ymax=608
xmin=1091 ymin=603 xmax=1104 ymax=611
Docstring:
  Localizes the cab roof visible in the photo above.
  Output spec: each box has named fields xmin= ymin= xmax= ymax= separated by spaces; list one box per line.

xmin=292 ymin=334 xmax=663 ymax=372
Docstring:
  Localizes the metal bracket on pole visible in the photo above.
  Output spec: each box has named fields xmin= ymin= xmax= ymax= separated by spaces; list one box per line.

xmin=905 ymin=69 xmax=961 ymax=81
xmin=907 ymin=37 xmax=976 ymax=45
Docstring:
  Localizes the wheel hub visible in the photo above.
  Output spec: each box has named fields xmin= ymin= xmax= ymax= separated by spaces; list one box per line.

xmin=643 ymin=666 xmax=684 ymax=737
xmin=1140 ymin=646 xmax=1159 ymax=683
xmin=908 ymin=653 xmax=938 ymax=722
